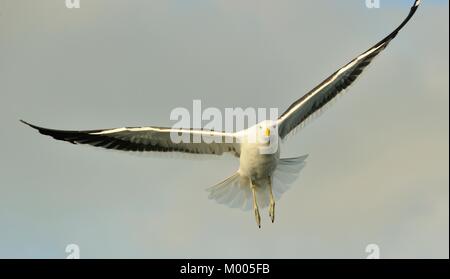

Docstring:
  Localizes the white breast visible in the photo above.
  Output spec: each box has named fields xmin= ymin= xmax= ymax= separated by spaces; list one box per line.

xmin=238 ymin=140 xmax=280 ymax=181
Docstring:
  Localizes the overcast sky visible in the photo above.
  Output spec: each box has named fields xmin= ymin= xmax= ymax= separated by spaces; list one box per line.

xmin=0 ymin=0 xmax=448 ymax=258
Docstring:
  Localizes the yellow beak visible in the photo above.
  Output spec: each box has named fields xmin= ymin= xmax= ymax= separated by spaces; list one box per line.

xmin=265 ymin=128 xmax=271 ymax=137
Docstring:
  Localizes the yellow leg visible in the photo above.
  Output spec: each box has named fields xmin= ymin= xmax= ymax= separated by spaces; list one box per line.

xmin=268 ymin=176 xmax=275 ymax=223
xmin=251 ymin=182 xmax=261 ymax=228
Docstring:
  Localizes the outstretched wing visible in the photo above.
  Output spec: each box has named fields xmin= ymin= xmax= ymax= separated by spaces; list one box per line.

xmin=277 ymin=0 xmax=420 ymax=139
xmin=21 ymin=120 xmax=240 ymax=156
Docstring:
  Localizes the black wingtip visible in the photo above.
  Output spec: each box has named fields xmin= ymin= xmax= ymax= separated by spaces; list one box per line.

xmin=20 ymin=119 xmax=41 ymax=131
xmin=411 ymin=0 xmax=421 ymax=13
xmin=20 ymin=119 xmax=33 ymax=127
xmin=19 ymin=120 xmax=80 ymax=144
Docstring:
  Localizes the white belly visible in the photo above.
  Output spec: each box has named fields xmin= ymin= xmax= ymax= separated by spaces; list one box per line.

xmin=238 ymin=140 xmax=280 ymax=181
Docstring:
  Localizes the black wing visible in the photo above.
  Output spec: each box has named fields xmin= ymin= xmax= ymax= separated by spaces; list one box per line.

xmin=277 ymin=0 xmax=420 ymax=139
xmin=21 ymin=120 xmax=240 ymax=156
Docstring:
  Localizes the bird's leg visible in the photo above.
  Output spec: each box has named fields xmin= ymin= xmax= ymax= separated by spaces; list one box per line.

xmin=251 ymin=181 xmax=261 ymax=228
xmin=268 ymin=176 xmax=275 ymax=223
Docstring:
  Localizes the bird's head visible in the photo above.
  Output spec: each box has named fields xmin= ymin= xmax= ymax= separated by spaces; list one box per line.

xmin=255 ymin=120 xmax=277 ymax=145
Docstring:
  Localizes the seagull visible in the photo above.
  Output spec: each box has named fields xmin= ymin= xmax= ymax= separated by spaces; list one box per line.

xmin=21 ymin=1 xmax=420 ymax=228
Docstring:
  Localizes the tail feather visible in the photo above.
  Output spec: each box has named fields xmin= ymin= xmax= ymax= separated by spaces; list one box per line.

xmin=207 ymin=154 xmax=308 ymax=211
xmin=207 ymin=173 xmax=253 ymax=211
xmin=272 ymin=155 xmax=308 ymax=199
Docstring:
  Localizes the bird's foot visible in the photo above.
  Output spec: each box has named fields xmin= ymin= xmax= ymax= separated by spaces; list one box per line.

xmin=269 ymin=201 xmax=275 ymax=223
xmin=254 ymin=207 xmax=261 ymax=228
